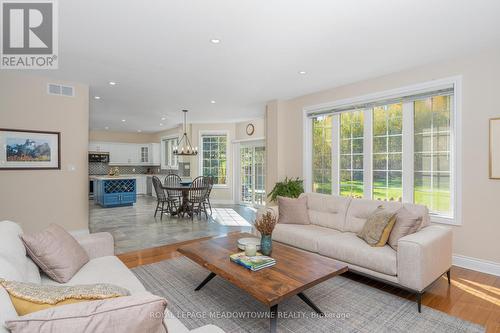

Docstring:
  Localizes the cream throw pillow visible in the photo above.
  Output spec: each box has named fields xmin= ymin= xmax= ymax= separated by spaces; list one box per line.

xmin=5 ymin=294 xmax=168 ymax=333
xmin=277 ymin=196 xmax=311 ymax=225
xmin=357 ymin=206 xmax=397 ymax=247
xmin=20 ymin=224 xmax=89 ymax=283
xmin=388 ymin=207 xmax=422 ymax=250
xmin=0 ymin=279 xmax=129 ymax=315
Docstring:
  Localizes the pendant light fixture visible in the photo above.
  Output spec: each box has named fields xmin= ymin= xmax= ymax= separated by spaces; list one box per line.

xmin=173 ymin=110 xmax=198 ymax=156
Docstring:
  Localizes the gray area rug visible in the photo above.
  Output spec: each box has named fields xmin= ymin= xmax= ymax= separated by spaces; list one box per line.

xmin=132 ymin=257 xmax=484 ymax=333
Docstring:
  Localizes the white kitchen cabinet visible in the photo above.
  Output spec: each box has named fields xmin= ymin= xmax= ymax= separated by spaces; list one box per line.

xmin=151 ymin=143 xmax=161 ymax=165
xmin=135 ymin=175 xmax=147 ymax=194
xmin=89 ymin=141 xmax=161 ymax=166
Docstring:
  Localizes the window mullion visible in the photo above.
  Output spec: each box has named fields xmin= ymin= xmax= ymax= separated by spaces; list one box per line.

xmin=363 ymin=108 xmax=372 ymax=199
xmin=332 ymin=114 xmax=340 ymax=195
xmin=402 ymin=102 xmax=414 ymax=203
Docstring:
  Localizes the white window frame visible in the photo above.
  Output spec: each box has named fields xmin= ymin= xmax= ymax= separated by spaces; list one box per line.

xmin=303 ymin=76 xmax=462 ymax=225
xmin=199 ymin=130 xmax=230 ymax=188
xmin=160 ymin=135 xmax=178 ymax=170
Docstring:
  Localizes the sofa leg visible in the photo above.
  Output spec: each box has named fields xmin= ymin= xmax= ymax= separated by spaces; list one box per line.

xmin=446 ymin=269 xmax=451 ymax=285
xmin=416 ymin=292 xmax=422 ymax=313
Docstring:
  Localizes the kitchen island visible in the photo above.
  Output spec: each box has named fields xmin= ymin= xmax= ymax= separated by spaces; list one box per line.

xmin=91 ymin=176 xmax=137 ymax=208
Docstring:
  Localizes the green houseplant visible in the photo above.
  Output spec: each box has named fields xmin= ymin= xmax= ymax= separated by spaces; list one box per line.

xmin=267 ymin=177 xmax=304 ymax=202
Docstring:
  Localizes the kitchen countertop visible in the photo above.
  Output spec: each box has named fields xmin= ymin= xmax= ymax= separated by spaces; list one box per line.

xmin=89 ymin=174 xmax=159 ymax=180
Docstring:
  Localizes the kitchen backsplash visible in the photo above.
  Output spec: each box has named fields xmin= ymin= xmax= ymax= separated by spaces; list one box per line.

xmin=89 ymin=162 xmax=191 ymax=176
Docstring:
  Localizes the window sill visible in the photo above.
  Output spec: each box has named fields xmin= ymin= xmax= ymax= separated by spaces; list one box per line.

xmin=430 ymin=215 xmax=461 ymax=226
xmin=213 ymin=184 xmax=229 ymax=189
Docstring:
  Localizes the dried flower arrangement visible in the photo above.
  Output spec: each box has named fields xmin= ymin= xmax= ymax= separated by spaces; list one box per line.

xmin=255 ymin=210 xmax=277 ymax=236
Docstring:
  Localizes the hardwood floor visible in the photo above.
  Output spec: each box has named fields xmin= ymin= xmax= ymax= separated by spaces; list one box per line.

xmin=118 ymin=236 xmax=500 ymax=333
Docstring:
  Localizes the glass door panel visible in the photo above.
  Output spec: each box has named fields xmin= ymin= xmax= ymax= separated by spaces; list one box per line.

xmin=239 ymin=143 xmax=266 ymax=206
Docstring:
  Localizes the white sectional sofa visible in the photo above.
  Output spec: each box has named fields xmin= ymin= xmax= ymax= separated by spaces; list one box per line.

xmin=260 ymin=192 xmax=453 ymax=311
xmin=0 ymin=221 xmax=224 ymax=333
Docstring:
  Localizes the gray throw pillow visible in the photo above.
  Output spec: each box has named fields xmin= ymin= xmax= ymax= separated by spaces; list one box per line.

xmin=388 ymin=207 xmax=422 ymax=250
xmin=357 ymin=206 xmax=397 ymax=247
xmin=277 ymin=196 xmax=311 ymax=225
xmin=21 ymin=224 xmax=89 ymax=283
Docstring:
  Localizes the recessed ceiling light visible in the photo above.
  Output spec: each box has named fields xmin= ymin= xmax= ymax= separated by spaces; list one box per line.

xmin=94 ymin=96 xmax=101 ymax=100
xmin=161 ymin=117 xmax=166 ymax=121
xmin=109 ymin=81 xmax=117 ymax=86
xmin=210 ymin=100 xmax=216 ymax=104
xmin=160 ymin=123 xmax=163 ymax=126
xmin=104 ymin=126 xmax=109 ymax=130
xmin=121 ymin=119 xmax=126 ymax=122
xmin=137 ymin=130 xmax=142 ymax=133
xmin=298 ymin=71 xmax=307 ymax=75
xmin=210 ymin=39 xmax=221 ymax=44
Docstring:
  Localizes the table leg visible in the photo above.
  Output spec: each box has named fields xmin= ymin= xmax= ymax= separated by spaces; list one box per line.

xmin=297 ymin=292 xmax=324 ymax=316
xmin=270 ymin=304 xmax=278 ymax=333
xmin=194 ymin=272 xmax=216 ymax=291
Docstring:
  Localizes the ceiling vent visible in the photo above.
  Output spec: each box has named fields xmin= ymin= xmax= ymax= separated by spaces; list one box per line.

xmin=47 ymin=83 xmax=75 ymax=97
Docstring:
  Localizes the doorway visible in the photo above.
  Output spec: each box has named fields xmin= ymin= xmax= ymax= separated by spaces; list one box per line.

xmin=238 ymin=141 xmax=265 ymax=206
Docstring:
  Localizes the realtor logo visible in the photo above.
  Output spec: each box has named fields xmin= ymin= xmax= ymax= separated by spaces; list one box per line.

xmin=1 ymin=0 xmax=58 ymax=69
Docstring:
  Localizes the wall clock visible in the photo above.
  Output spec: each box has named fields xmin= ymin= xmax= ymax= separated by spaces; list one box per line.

xmin=246 ymin=123 xmax=255 ymax=136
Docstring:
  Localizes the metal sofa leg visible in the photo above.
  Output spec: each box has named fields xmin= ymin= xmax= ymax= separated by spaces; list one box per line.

xmin=416 ymin=292 xmax=422 ymax=313
xmin=446 ymin=269 xmax=451 ymax=285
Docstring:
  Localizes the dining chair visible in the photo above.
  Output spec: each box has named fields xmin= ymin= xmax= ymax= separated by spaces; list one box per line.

xmin=187 ymin=176 xmax=209 ymax=220
xmin=152 ymin=176 xmax=168 ymax=220
xmin=163 ymin=174 xmax=182 ymax=214
xmin=202 ymin=176 xmax=214 ymax=215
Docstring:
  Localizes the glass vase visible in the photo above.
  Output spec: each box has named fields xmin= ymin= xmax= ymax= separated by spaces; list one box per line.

xmin=260 ymin=234 xmax=272 ymax=256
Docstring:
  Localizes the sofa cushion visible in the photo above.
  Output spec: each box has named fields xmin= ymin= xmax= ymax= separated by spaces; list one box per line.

xmin=277 ymin=196 xmax=310 ymax=224
xmin=344 ymin=199 xmax=402 ymax=234
xmin=318 ymin=232 xmax=397 ymax=276
xmin=0 ymin=221 xmax=41 ymax=284
xmin=40 ymin=256 xmax=146 ymax=295
xmin=5 ymin=294 xmax=167 ymax=333
xmin=21 ymin=224 xmax=89 ymax=284
xmin=302 ymin=193 xmax=351 ymax=231
xmin=272 ymin=224 xmax=343 ymax=253
xmin=402 ymin=203 xmax=431 ymax=229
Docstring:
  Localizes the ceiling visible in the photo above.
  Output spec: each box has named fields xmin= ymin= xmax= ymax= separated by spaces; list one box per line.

xmin=45 ymin=0 xmax=500 ymax=132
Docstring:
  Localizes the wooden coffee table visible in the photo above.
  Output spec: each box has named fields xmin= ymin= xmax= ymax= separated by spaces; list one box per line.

xmin=177 ymin=233 xmax=348 ymax=333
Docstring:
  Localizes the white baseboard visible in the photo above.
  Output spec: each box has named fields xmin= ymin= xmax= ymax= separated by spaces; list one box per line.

xmin=452 ymin=254 xmax=500 ymax=277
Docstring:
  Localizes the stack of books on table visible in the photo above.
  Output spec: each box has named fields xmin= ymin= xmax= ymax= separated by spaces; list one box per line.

xmin=229 ymin=252 xmax=276 ymax=271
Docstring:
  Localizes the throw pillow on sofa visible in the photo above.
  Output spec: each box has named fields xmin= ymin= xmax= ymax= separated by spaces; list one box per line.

xmin=5 ymin=293 xmax=168 ymax=333
xmin=357 ymin=206 xmax=397 ymax=247
xmin=20 ymin=224 xmax=89 ymax=283
xmin=277 ymin=196 xmax=311 ymax=225
xmin=388 ymin=207 xmax=423 ymax=250
xmin=0 ymin=279 xmax=130 ymax=315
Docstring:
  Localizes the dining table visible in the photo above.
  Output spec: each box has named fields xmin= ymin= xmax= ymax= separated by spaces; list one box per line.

xmin=161 ymin=181 xmax=208 ymax=217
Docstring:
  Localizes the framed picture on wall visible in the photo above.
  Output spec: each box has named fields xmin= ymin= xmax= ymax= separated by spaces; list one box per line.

xmin=490 ymin=118 xmax=500 ymax=179
xmin=0 ymin=129 xmax=61 ymax=170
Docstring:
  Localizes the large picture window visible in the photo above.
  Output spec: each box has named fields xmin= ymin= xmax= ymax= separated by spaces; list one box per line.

xmin=305 ymin=82 xmax=458 ymax=222
xmin=161 ymin=137 xmax=178 ymax=169
xmin=201 ymin=134 xmax=227 ymax=185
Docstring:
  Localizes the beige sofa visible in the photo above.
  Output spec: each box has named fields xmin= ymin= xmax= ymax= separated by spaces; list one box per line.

xmin=260 ymin=193 xmax=452 ymax=311
xmin=0 ymin=221 xmax=224 ymax=333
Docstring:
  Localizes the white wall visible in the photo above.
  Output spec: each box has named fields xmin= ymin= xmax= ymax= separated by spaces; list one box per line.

xmin=0 ymin=73 xmax=89 ymax=233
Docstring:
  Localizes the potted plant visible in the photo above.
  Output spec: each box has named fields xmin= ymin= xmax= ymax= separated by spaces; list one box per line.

xmin=267 ymin=177 xmax=304 ymax=202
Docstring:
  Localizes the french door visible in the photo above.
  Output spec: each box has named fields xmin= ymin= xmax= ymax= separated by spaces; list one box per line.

xmin=238 ymin=142 xmax=265 ymax=206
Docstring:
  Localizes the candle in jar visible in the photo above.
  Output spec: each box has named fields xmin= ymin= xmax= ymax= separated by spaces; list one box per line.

xmin=245 ymin=244 xmax=257 ymax=257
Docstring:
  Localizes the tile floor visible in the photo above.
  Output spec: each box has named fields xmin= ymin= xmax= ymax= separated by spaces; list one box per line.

xmin=89 ymin=195 xmax=256 ymax=254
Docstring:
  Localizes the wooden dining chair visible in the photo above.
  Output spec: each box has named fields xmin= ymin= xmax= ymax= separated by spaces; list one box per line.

xmin=203 ymin=176 xmax=214 ymax=215
xmin=152 ymin=176 xmax=168 ymax=220
xmin=187 ymin=176 xmax=209 ymax=220
xmin=163 ymin=174 xmax=182 ymax=214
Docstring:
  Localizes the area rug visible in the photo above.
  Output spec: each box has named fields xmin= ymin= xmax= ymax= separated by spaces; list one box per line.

xmin=132 ymin=257 xmax=484 ymax=333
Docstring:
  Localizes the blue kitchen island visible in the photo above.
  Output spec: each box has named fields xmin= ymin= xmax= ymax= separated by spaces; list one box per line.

xmin=92 ymin=176 xmax=137 ymax=208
